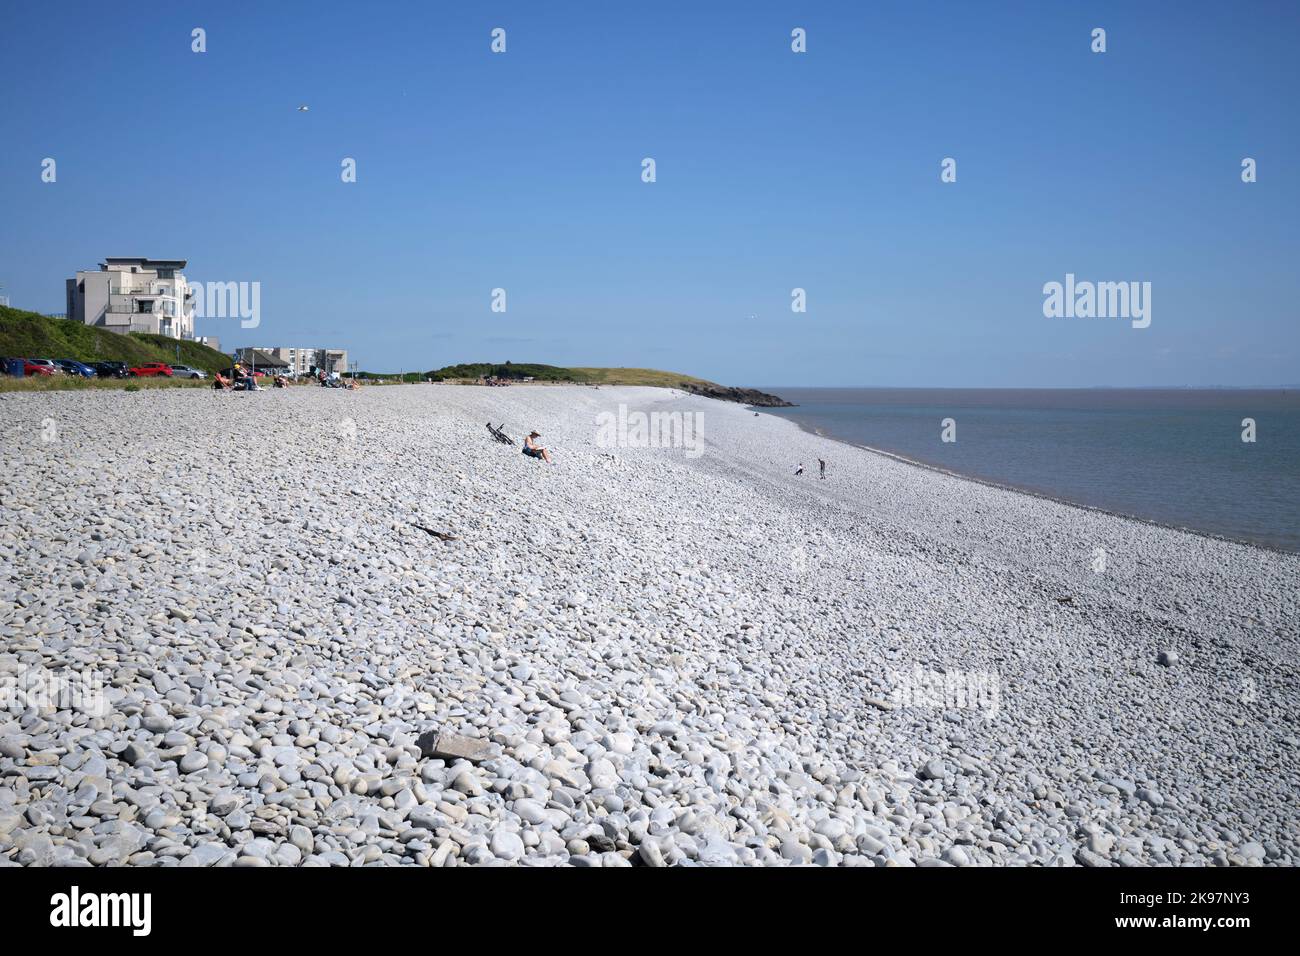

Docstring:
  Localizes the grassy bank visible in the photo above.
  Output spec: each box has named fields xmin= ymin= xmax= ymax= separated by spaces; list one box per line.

xmin=565 ymin=367 xmax=718 ymax=388
xmin=415 ymin=362 xmax=718 ymax=389
xmin=411 ymin=363 xmax=790 ymax=405
xmin=0 ymin=305 xmax=232 ymax=375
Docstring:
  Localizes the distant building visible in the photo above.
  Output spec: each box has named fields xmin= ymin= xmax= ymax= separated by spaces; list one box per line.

xmin=262 ymin=347 xmax=349 ymax=377
xmin=66 ymin=258 xmax=195 ymax=339
xmin=197 ymin=335 xmax=221 ymax=353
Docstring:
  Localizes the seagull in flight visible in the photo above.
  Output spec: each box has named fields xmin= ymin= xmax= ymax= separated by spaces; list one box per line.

xmin=297 ymin=105 xmax=309 ymax=112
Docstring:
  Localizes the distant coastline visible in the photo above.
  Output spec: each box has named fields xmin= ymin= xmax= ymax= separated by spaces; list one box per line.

xmin=419 ymin=362 xmax=794 ymax=407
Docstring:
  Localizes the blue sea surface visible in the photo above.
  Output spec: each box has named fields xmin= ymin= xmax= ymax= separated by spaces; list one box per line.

xmin=762 ymin=388 xmax=1300 ymax=553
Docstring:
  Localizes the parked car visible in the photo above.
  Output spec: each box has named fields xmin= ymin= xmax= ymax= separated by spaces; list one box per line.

xmin=25 ymin=358 xmax=57 ymax=376
xmin=168 ymin=364 xmax=206 ymax=380
xmin=88 ymin=361 xmax=130 ymax=379
xmin=129 ymin=363 xmax=173 ymax=377
xmin=54 ymin=359 xmax=97 ymax=378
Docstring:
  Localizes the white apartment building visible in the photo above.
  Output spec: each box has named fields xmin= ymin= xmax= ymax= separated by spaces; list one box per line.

xmin=66 ymin=257 xmax=195 ymax=339
xmin=264 ymin=347 xmax=350 ymax=377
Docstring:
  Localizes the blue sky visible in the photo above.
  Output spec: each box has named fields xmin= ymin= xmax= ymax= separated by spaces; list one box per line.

xmin=1 ymin=0 xmax=1296 ymax=386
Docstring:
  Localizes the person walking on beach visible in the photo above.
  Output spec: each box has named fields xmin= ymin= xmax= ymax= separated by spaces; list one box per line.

xmin=794 ymin=462 xmax=804 ymax=476
xmin=523 ymin=431 xmax=553 ymax=464
xmin=818 ymin=459 xmax=826 ymax=479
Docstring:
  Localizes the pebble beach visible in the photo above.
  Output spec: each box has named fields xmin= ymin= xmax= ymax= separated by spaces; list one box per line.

xmin=1 ymin=384 xmax=1297 ymax=867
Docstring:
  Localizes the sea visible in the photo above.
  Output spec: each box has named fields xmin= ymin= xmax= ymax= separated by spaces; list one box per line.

xmin=761 ymin=388 xmax=1300 ymax=553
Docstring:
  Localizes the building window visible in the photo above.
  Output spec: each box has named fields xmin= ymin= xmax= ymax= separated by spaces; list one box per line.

xmin=137 ymin=300 xmax=153 ymax=313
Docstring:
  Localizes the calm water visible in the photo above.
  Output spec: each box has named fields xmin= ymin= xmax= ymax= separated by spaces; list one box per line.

xmin=762 ymin=388 xmax=1300 ymax=553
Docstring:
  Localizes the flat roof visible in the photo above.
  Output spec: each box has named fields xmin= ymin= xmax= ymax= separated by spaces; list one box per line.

xmin=102 ymin=257 xmax=188 ymax=268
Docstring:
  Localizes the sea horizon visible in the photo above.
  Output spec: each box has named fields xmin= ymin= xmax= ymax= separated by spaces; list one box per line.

xmin=759 ymin=384 xmax=1300 ymax=392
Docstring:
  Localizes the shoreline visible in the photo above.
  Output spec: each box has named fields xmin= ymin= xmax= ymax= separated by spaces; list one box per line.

xmin=756 ymin=407 xmax=1298 ymax=558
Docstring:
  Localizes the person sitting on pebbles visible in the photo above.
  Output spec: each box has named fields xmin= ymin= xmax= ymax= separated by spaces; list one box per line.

xmin=522 ymin=430 xmax=553 ymax=464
